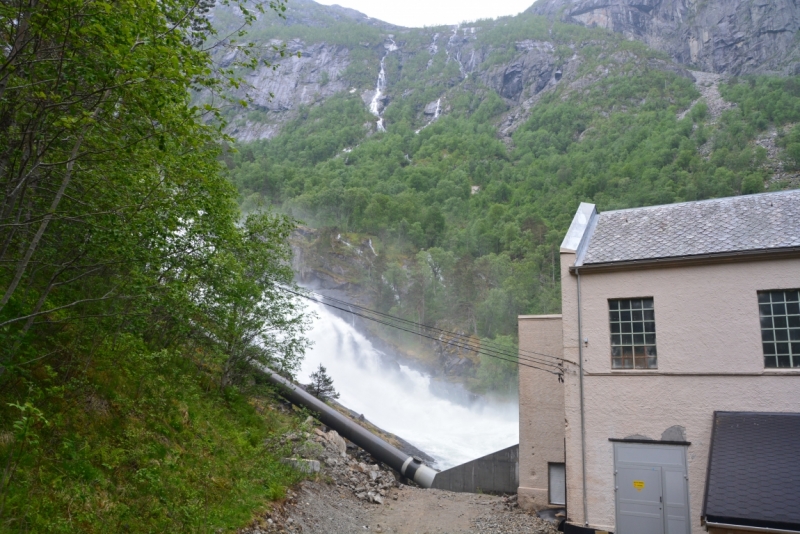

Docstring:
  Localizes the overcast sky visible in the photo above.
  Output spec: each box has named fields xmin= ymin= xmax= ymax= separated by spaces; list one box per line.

xmin=314 ymin=0 xmax=536 ymax=28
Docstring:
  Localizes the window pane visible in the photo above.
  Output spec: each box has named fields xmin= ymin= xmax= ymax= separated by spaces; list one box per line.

xmin=609 ymin=298 xmax=657 ymax=369
xmin=759 ymin=289 xmax=800 ymax=369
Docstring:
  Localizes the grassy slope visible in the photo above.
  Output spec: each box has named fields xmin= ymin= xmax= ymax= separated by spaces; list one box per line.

xmin=0 ymin=336 xmax=305 ymax=533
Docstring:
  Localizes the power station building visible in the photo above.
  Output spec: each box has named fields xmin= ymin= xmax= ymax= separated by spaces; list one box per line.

xmin=518 ymin=190 xmax=800 ymax=534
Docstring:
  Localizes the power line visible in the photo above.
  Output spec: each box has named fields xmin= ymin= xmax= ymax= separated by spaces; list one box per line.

xmin=280 ymin=286 xmax=566 ymax=377
xmin=310 ymin=290 xmax=574 ymax=366
xmin=285 ymin=287 xmax=565 ymax=371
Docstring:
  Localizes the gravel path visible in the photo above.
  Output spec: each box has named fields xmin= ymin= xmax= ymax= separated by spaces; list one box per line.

xmin=240 ymin=427 xmax=558 ymax=534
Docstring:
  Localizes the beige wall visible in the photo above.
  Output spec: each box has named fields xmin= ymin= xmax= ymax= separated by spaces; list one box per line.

xmin=561 ymin=255 xmax=800 ymax=532
xmin=517 ymin=315 xmax=565 ymax=510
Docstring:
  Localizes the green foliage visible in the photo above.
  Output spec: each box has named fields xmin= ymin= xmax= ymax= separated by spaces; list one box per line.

xmin=307 ymin=364 xmax=340 ymax=401
xmin=0 ymin=0 xmax=312 ymax=531
xmin=778 ymin=124 xmax=800 ymax=171
xmin=228 ymin=43 xmax=800 ymax=387
xmin=224 ymin=9 xmax=800 ymax=392
xmin=0 ymin=339 xmax=304 ymax=533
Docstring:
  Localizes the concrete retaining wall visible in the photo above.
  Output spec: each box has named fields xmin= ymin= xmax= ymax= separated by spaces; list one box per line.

xmin=431 ymin=444 xmax=519 ymax=494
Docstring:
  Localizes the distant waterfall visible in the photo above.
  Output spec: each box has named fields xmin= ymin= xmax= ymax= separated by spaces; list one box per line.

xmin=299 ymin=301 xmax=519 ymax=470
xmin=369 ymin=39 xmax=397 ymax=132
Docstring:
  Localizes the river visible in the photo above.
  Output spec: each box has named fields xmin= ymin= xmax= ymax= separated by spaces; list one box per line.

xmin=298 ymin=301 xmax=519 ymax=470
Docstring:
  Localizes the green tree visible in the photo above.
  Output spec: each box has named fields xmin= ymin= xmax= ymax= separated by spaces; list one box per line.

xmin=307 ymin=364 xmax=340 ymax=401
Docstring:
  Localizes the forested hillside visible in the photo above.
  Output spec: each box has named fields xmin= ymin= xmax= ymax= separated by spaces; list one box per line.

xmin=0 ymin=1 xmax=314 ymax=531
xmin=223 ymin=3 xmax=800 ymax=389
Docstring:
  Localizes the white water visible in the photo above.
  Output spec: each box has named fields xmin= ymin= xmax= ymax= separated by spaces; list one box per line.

xmin=369 ymin=39 xmax=398 ymax=132
xmin=299 ymin=301 xmax=519 ymax=470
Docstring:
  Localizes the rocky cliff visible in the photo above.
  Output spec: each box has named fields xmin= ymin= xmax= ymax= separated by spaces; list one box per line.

xmin=528 ymin=0 xmax=800 ymax=75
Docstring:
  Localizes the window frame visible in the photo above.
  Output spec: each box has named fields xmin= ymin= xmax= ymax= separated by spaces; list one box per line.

xmin=757 ymin=288 xmax=800 ymax=369
xmin=608 ymin=296 xmax=658 ymax=370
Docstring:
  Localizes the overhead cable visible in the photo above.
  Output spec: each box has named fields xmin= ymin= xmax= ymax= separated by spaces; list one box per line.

xmin=279 ymin=286 xmax=564 ymax=377
xmin=308 ymin=290 xmax=575 ymax=366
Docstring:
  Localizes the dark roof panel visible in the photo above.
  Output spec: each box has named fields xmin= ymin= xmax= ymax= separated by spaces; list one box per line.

xmin=704 ymin=411 xmax=800 ymax=531
xmin=581 ymin=190 xmax=800 ymax=265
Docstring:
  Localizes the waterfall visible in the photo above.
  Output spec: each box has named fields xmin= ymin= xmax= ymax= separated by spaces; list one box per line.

xmin=299 ymin=301 xmax=519 ymax=470
xmin=369 ymin=39 xmax=397 ymax=132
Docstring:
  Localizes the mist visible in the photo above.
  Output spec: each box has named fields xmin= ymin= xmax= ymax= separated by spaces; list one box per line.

xmin=299 ymin=300 xmax=519 ymax=470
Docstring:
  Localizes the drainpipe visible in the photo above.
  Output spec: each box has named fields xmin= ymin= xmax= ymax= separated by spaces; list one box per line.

xmin=576 ymin=268 xmax=589 ymax=527
xmin=265 ymin=368 xmax=438 ymax=488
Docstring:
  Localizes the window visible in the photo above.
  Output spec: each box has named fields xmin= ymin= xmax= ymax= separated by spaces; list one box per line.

xmin=610 ymin=298 xmax=657 ymax=369
xmin=758 ymin=289 xmax=800 ymax=368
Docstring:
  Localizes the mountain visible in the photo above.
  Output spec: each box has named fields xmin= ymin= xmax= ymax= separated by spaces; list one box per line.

xmin=216 ymin=1 xmax=800 ymax=390
xmin=528 ymin=0 xmax=800 ymax=76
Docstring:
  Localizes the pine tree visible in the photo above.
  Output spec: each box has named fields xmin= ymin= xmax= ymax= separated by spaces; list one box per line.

xmin=307 ymin=364 xmax=340 ymax=401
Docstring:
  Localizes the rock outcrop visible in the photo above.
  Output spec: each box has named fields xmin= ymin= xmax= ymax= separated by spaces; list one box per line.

xmin=529 ymin=0 xmax=800 ymax=75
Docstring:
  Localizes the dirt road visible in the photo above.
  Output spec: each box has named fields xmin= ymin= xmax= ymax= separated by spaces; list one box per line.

xmin=240 ymin=428 xmax=559 ymax=534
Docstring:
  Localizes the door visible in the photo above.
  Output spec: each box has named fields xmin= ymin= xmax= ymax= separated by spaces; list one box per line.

xmin=616 ymin=465 xmax=664 ymax=534
xmin=549 ymin=463 xmax=566 ymax=505
xmin=614 ymin=442 xmax=691 ymax=534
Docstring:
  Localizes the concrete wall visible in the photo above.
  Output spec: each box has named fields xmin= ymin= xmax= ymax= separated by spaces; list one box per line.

xmin=431 ymin=444 xmax=518 ymax=494
xmin=560 ymin=254 xmax=800 ymax=532
xmin=518 ymin=315 xmax=565 ymax=511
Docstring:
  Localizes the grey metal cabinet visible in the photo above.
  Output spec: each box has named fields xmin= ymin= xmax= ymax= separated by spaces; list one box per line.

xmin=613 ymin=442 xmax=690 ymax=534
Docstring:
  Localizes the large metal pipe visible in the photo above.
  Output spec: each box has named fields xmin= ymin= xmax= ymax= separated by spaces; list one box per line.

xmin=265 ymin=368 xmax=437 ymax=488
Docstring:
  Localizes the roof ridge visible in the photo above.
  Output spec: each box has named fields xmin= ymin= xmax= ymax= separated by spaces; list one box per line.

xmin=599 ymin=189 xmax=800 ymax=216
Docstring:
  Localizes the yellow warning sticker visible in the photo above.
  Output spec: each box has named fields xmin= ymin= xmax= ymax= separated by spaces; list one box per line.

xmin=633 ymin=480 xmax=645 ymax=491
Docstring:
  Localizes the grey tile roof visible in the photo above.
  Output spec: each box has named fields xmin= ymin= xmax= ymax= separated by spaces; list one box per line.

xmin=580 ymin=190 xmax=800 ymax=265
xmin=704 ymin=411 xmax=800 ymax=531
